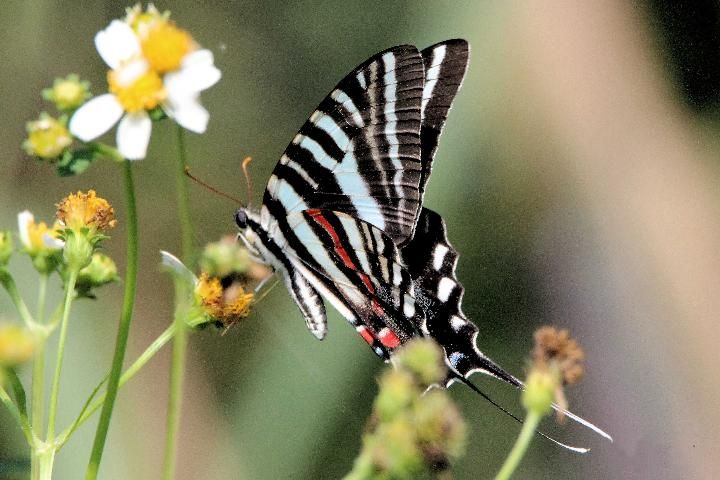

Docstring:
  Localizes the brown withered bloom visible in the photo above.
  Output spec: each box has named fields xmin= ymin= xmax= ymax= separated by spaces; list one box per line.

xmin=532 ymin=326 xmax=585 ymax=385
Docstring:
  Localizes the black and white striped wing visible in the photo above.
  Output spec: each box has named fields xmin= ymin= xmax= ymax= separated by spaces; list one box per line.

xmin=418 ymin=40 xmax=469 ymax=195
xmin=264 ymin=40 xmax=469 ymax=249
xmin=400 ymin=208 xmax=522 ymax=388
xmin=264 ymin=45 xmax=425 ymax=247
xmin=286 ymin=209 xmax=426 ymax=359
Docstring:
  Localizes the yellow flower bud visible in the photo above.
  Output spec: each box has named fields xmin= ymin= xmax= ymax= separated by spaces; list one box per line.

xmin=23 ymin=114 xmax=72 ymax=159
xmin=0 ymin=324 xmax=34 ymax=367
xmin=43 ymin=74 xmax=91 ymax=110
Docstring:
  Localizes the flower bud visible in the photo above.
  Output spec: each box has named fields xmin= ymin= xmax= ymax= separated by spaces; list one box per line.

xmin=393 ymin=338 xmax=446 ymax=388
xmin=521 ymin=367 xmax=558 ymax=417
xmin=62 ymin=230 xmax=94 ymax=271
xmin=42 ymin=74 xmax=91 ymax=111
xmin=374 ymin=370 xmax=416 ymax=422
xmin=23 ymin=113 xmax=72 ymax=159
xmin=75 ymin=252 xmax=118 ymax=298
xmin=0 ymin=232 xmax=12 ymax=267
xmin=199 ymin=236 xmax=256 ymax=280
xmin=55 ymin=191 xmax=116 ymax=272
xmin=0 ymin=324 xmax=34 ymax=367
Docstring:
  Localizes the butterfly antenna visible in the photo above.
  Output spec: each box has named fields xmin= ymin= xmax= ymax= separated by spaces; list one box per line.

xmin=184 ymin=166 xmax=245 ymax=206
xmin=454 ymin=373 xmax=591 ymax=453
xmin=241 ymin=156 xmax=254 ymax=207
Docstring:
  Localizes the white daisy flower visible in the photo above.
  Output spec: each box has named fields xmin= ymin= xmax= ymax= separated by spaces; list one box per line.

xmin=69 ymin=17 xmax=221 ymax=160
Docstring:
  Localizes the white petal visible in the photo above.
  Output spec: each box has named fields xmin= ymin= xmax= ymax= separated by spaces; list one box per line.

xmin=166 ymin=98 xmax=209 ymax=133
xmin=165 ymin=65 xmax=221 ymax=102
xmin=117 ymin=112 xmax=152 ymax=160
xmin=69 ymin=94 xmax=124 ymax=141
xmin=42 ymin=233 xmax=64 ymax=249
xmin=94 ymin=20 xmax=141 ymax=69
xmin=17 ymin=210 xmax=34 ymax=248
xmin=182 ymin=49 xmax=214 ymax=68
xmin=160 ymin=250 xmax=198 ymax=286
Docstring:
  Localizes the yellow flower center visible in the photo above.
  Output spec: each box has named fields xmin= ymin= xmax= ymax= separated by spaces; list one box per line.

xmin=56 ymin=190 xmax=117 ymax=232
xmin=195 ymin=273 xmax=254 ymax=326
xmin=107 ymin=62 xmax=166 ymax=113
xmin=25 ymin=220 xmax=61 ymax=253
xmin=141 ymin=21 xmax=193 ymax=73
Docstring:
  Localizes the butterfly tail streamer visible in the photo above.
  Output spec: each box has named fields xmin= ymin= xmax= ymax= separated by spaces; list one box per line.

xmin=455 ymin=373 xmax=591 ymax=454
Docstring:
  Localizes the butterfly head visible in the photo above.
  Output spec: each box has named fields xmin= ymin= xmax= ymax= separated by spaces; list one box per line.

xmin=234 ymin=206 xmax=264 ymax=261
xmin=234 ymin=208 xmax=248 ymax=229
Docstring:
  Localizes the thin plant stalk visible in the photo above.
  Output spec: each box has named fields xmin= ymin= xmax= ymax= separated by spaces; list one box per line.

xmin=85 ymin=160 xmax=139 ymax=480
xmin=57 ymin=323 xmax=178 ymax=446
xmin=162 ymin=125 xmax=193 ymax=479
xmin=0 ymin=270 xmax=36 ymax=328
xmin=46 ymin=269 xmax=78 ymax=440
xmin=162 ymin=302 xmax=188 ymax=480
xmin=30 ymin=274 xmax=48 ymax=480
xmin=494 ymin=411 xmax=542 ymax=480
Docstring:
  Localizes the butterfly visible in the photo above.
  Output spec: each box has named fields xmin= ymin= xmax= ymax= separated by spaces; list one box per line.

xmin=235 ymin=39 xmax=610 ymax=448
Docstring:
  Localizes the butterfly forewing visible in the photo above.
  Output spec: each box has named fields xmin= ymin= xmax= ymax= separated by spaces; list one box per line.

xmin=264 ymin=45 xmax=425 ymax=247
xmin=418 ymin=40 xmax=470 ymax=195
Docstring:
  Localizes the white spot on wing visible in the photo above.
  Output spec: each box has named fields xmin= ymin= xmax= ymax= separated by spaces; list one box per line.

xmin=403 ymin=295 xmax=415 ymax=318
xmin=450 ymin=315 xmax=466 ymax=331
xmin=437 ymin=277 xmax=455 ymax=302
xmin=432 ymin=244 xmax=449 ymax=271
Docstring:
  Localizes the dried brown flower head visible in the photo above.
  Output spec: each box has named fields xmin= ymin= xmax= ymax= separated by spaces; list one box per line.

xmin=532 ymin=326 xmax=585 ymax=385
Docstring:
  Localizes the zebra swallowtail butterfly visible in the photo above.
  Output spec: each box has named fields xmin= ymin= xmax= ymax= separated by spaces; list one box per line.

xmin=235 ymin=39 xmax=610 ymax=447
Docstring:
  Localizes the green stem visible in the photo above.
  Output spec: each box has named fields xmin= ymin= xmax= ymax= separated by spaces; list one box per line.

xmin=30 ymin=275 xmax=48 ymax=480
xmin=0 ymin=269 xmax=36 ymax=327
xmin=175 ymin=126 xmax=194 ymax=264
xmin=32 ymin=274 xmax=48 ymax=441
xmin=1 ymin=372 xmax=33 ymax=444
xmin=57 ymin=323 xmax=178 ymax=446
xmin=85 ymin=160 xmax=139 ymax=480
xmin=46 ymin=269 xmax=77 ymax=440
xmin=162 ymin=305 xmax=187 ymax=480
xmin=494 ymin=411 xmax=542 ymax=480
xmin=163 ymin=126 xmax=194 ymax=479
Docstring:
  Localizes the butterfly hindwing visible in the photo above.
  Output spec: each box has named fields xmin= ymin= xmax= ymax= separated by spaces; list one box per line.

xmin=400 ymin=208 xmax=521 ymax=387
xmin=286 ymin=209 xmax=425 ymax=358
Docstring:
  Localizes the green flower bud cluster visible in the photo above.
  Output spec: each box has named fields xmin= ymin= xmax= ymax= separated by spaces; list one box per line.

xmin=73 ymin=253 xmax=119 ymax=299
xmin=199 ymin=236 xmax=253 ymax=280
xmin=345 ymin=339 xmax=467 ymax=480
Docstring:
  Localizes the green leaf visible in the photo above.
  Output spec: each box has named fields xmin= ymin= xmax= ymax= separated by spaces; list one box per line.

xmin=57 ymin=148 xmax=99 ymax=176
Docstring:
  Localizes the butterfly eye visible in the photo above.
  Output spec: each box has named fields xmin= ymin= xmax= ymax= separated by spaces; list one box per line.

xmin=234 ymin=209 xmax=248 ymax=229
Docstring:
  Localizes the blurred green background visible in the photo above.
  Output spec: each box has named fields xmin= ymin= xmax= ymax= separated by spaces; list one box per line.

xmin=2 ymin=1 xmax=720 ymax=478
